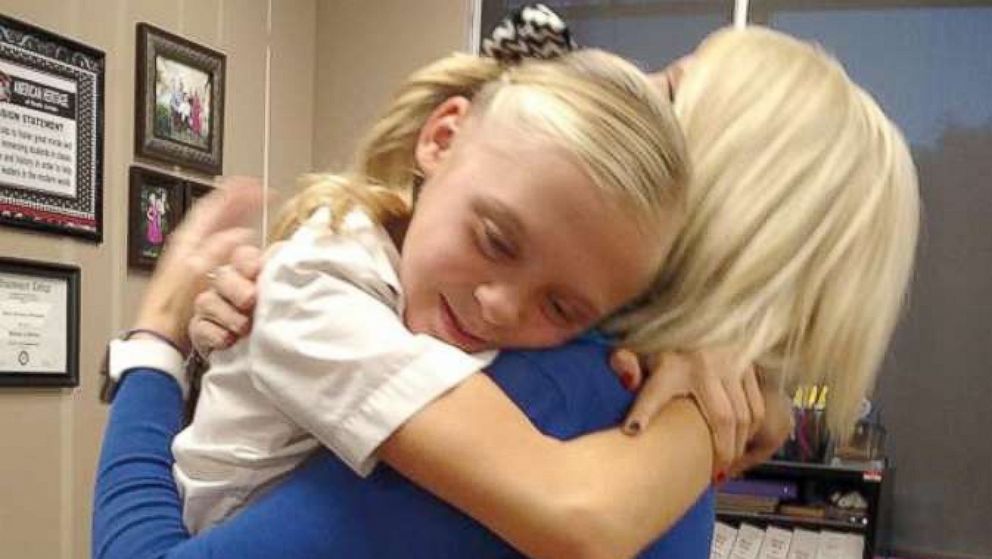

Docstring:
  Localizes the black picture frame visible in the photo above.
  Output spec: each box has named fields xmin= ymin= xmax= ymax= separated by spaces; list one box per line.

xmin=0 ymin=14 xmax=105 ymax=242
xmin=127 ymin=165 xmax=185 ymax=272
xmin=135 ymin=23 xmax=225 ymax=175
xmin=184 ymin=178 xmax=213 ymax=212
xmin=0 ymin=257 xmax=80 ymax=388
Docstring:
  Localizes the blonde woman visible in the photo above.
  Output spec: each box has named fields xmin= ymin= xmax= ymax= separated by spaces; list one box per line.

xmin=94 ymin=25 xmax=918 ymax=559
xmin=617 ymin=27 xmax=919 ymax=448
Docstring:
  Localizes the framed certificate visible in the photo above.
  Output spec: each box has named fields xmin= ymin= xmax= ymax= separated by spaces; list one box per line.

xmin=0 ymin=257 xmax=80 ymax=387
xmin=0 ymin=15 xmax=105 ymax=241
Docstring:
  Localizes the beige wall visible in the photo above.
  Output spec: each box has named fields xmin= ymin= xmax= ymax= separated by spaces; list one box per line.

xmin=311 ymin=0 xmax=474 ymax=171
xmin=0 ymin=0 xmax=315 ymax=557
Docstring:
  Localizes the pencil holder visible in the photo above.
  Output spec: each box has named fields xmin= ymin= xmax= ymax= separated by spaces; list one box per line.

xmin=779 ymin=408 xmax=830 ymax=463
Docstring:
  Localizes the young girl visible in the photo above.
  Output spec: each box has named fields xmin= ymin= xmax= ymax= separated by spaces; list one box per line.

xmin=172 ymin=48 xmax=689 ymax=533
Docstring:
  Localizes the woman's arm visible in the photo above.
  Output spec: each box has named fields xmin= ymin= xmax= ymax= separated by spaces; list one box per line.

xmin=93 ymin=181 xmax=264 ymax=558
xmin=380 ymin=373 xmax=712 ymax=559
xmin=93 ymin=369 xmax=190 ymax=559
xmin=94 ymin=359 xmax=714 ymax=559
xmin=95 ymin=366 xmax=322 ymax=559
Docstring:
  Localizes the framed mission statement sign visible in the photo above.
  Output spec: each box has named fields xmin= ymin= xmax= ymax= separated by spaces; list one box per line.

xmin=0 ymin=14 xmax=105 ymax=241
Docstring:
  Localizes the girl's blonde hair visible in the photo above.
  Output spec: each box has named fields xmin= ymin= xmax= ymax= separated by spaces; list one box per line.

xmin=613 ymin=27 xmax=920 ymax=440
xmin=273 ymin=50 xmax=687 ymax=249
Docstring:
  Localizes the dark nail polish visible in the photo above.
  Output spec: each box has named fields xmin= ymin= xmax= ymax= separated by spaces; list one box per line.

xmin=625 ymin=420 xmax=642 ymax=435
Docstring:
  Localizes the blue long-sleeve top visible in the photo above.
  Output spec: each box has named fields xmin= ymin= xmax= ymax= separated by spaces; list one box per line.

xmin=93 ymin=336 xmax=715 ymax=558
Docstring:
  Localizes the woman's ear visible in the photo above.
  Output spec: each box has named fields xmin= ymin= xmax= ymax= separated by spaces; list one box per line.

xmin=415 ymin=96 xmax=472 ymax=178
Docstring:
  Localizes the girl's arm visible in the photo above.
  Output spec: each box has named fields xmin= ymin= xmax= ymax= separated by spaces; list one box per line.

xmin=192 ymin=243 xmax=720 ymax=559
xmin=239 ymin=245 xmax=716 ymax=557
xmin=380 ymin=373 xmax=712 ymax=559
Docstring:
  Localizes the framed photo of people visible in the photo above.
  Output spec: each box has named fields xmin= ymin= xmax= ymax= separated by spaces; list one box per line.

xmin=135 ymin=23 xmax=225 ymax=175
xmin=0 ymin=257 xmax=80 ymax=388
xmin=127 ymin=165 xmax=185 ymax=272
xmin=0 ymin=15 xmax=105 ymax=241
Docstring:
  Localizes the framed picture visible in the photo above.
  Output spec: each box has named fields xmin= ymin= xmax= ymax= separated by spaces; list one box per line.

xmin=0 ymin=257 xmax=80 ymax=387
xmin=184 ymin=179 xmax=213 ymax=212
xmin=127 ymin=166 xmax=185 ymax=271
xmin=0 ymin=15 xmax=105 ymax=241
xmin=135 ymin=23 xmax=225 ymax=175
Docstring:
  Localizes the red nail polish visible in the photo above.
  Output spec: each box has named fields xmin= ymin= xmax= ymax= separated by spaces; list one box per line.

xmin=620 ymin=372 xmax=634 ymax=391
xmin=714 ymin=471 xmax=727 ymax=484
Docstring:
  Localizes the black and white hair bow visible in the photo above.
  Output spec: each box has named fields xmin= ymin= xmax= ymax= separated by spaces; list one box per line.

xmin=482 ymin=3 xmax=578 ymax=64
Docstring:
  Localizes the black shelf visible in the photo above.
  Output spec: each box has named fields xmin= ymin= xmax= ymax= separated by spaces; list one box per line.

xmin=717 ymin=509 xmax=869 ymax=532
xmin=716 ymin=459 xmax=886 ymax=559
xmin=753 ymin=459 xmax=886 ymax=481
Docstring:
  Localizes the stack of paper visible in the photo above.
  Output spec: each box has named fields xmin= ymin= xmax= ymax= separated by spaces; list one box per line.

xmin=815 ymin=531 xmax=865 ymax=559
xmin=711 ymin=522 xmax=739 ymax=559
xmin=729 ymin=524 xmax=766 ymax=559
xmin=757 ymin=526 xmax=793 ymax=559
xmin=711 ymin=525 xmax=865 ymax=559
xmin=786 ymin=528 xmax=820 ymax=559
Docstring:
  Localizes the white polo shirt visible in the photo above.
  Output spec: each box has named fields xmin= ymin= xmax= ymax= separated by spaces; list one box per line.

xmin=172 ymin=207 xmax=496 ymax=533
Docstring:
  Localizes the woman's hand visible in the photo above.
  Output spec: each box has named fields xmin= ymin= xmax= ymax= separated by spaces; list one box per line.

xmin=132 ymin=177 xmax=263 ymax=352
xmin=188 ymin=244 xmax=266 ymax=355
xmin=611 ymin=347 xmax=780 ymax=479
xmin=731 ymin=384 xmax=794 ymax=477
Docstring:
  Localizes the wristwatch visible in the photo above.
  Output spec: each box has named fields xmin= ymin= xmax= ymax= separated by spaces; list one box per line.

xmin=98 ymin=335 xmax=187 ymax=403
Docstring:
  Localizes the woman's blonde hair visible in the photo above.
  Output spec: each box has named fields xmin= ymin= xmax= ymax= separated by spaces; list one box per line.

xmin=273 ymin=49 xmax=687 ymax=249
xmin=612 ymin=27 xmax=920 ymax=440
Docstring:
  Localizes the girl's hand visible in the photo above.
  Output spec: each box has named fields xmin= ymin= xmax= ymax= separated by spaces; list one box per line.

xmin=188 ymin=243 xmax=270 ymax=355
xmin=610 ymin=347 xmax=767 ymax=479
xmin=133 ymin=178 xmax=263 ymax=352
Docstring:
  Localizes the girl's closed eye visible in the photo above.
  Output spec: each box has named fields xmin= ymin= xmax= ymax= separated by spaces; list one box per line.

xmin=477 ymin=219 xmax=517 ymax=260
xmin=545 ymin=296 xmax=580 ymax=326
